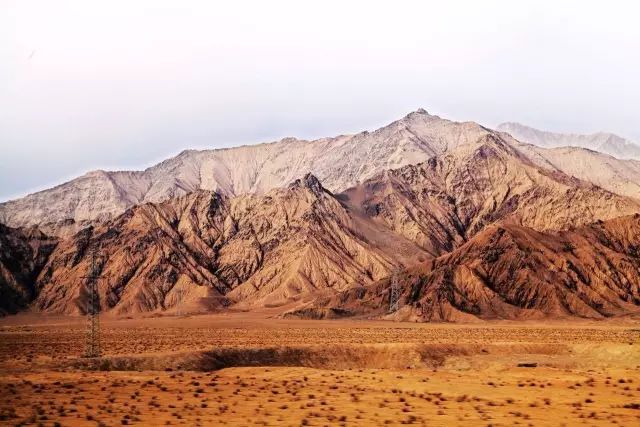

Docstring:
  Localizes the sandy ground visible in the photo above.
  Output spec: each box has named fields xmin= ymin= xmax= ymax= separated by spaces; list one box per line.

xmin=0 ymin=312 xmax=639 ymax=426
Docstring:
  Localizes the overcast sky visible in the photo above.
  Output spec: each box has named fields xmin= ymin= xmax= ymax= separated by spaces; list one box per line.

xmin=1 ymin=0 xmax=639 ymax=201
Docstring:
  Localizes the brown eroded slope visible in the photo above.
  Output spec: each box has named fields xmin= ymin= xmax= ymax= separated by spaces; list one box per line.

xmin=341 ymin=133 xmax=640 ymax=257
xmin=0 ymin=224 xmax=57 ymax=315
xmin=5 ymin=125 xmax=640 ymax=318
xmin=316 ymin=215 xmax=640 ymax=321
xmin=10 ymin=131 xmax=640 ymax=318
xmin=33 ymin=175 xmax=424 ymax=315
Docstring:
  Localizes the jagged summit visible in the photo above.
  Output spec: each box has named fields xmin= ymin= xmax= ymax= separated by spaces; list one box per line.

xmin=404 ymin=108 xmax=430 ymax=117
xmin=401 ymin=108 xmax=440 ymax=123
xmin=288 ymin=173 xmax=325 ymax=195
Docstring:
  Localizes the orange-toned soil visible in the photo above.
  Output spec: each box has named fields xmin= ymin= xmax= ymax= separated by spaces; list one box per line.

xmin=1 ymin=313 xmax=638 ymax=426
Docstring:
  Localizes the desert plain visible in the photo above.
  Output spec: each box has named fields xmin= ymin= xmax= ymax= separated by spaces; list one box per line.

xmin=0 ymin=312 xmax=638 ymax=427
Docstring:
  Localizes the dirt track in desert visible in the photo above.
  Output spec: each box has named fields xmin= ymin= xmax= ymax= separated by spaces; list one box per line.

xmin=1 ymin=312 xmax=639 ymax=426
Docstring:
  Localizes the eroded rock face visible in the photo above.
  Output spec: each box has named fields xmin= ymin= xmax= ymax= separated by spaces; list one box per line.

xmin=24 ymin=145 xmax=640 ymax=318
xmin=3 ymin=111 xmax=640 ymax=320
xmin=341 ymin=134 xmax=640 ymax=256
xmin=32 ymin=175 xmax=418 ymax=315
xmin=320 ymin=215 xmax=640 ymax=321
xmin=0 ymin=224 xmax=57 ymax=315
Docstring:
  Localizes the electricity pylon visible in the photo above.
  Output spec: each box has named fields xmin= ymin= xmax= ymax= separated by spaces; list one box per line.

xmin=389 ymin=269 xmax=400 ymax=313
xmin=83 ymin=249 xmax=102 ymax=358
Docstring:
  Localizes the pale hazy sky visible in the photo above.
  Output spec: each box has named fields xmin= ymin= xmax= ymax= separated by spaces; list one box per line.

xmin=1 ymin=0 xmax=639 ymax=201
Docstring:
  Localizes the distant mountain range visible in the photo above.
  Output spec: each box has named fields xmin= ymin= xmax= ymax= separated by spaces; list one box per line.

xmin=498 ymin=122 xmax=640 ymax=160
xmin=1 ymin=110 xmax=640 ymax=320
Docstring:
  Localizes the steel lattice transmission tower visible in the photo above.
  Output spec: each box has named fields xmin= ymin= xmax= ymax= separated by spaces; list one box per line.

xmin=389 ymin=269 xmax=400 ymax=313
xmin=83 ymin=249 xmax=102 ymax=358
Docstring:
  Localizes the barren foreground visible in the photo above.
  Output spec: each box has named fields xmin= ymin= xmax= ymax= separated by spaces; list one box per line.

xmin=0 ymin=313 xmax=639 ymax=426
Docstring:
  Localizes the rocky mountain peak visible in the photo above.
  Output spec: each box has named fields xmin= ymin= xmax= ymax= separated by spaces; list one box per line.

xmin=288 ymin=173 xmax=325 ymax=195
xmin=402 ymin=108 xmax=431 ymax=120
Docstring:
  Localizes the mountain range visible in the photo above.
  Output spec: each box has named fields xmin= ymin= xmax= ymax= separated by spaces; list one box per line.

xmin=498 ymin=122 xmax=640 ymax=160
xmin=4 ymin=110 xmax=640 ymax=235
xmin=1 ymin=110 xmax=640 ymax=320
